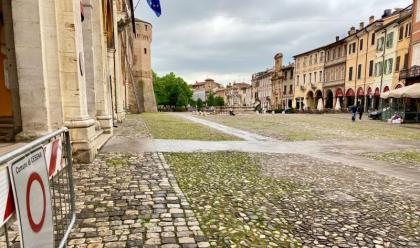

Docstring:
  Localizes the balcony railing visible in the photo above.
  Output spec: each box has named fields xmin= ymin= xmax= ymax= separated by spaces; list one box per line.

xmin=400 ymin=66 xmax=420 ymax=80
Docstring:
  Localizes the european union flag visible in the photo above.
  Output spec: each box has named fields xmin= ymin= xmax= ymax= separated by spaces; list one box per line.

xmin=147 ymin=0 xmax=161 ymax=17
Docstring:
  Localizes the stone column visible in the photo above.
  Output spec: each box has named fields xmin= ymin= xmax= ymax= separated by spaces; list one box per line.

xmin=12 ymin=0 xmax=52 ymax=138
xmin=55 ymin=0 xmax=96 ymax=162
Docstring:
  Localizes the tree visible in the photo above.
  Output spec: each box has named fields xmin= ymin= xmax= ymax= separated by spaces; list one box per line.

xmin=196 ymin=98 xmax=204 ymax=111
xmin=215 ymin=96 xmax=225 ymax=106
xmin=207 ymin=92 xmax=216 ymax=106
xmin=153 ymin=71 xmax=193 ymax=108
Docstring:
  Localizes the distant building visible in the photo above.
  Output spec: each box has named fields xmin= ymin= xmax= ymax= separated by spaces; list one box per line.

xmin=225 ymin=83 xmax=251 ymax=107
xmin=192 ymin=91 xmax=206 ymax=102
xmin=191 ymin=78 xmax=221 ymax=101
xmin=293 ymin=47 xmax=325 ymax=111
xmin=272 ymin=53 xmax=294 ymax=109
xmin=324 ymin=36 xmax=347 ymax=110
xmin=252 ymin=69 xmax=274 ymax=110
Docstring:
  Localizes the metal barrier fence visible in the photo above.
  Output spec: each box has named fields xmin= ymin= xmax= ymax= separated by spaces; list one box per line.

xmin=0 ymin=128 xmax=76 ymax=248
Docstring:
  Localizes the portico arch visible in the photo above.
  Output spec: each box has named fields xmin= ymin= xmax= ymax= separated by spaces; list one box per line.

xmin=325 ymin=89 xmax=334 ymax=109
xmin=346 ymin=88 xmax=355 ymax=107
xmin=306 ymin=91 xmax=315 ymax=110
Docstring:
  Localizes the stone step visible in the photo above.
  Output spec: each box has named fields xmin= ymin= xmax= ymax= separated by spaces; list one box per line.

xmin=93 ymin=132 xmax=112 ymax=151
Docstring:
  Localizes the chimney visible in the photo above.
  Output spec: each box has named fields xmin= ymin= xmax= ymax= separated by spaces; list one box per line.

xmin=348 ymin=27 xmax=356 ymax=35
xmin=336 ymin=36 xmax=340 ymax=42
xmin=382 ymin=9 xmax=392 ymax=18
xmin=274 ymin=53 xmax=283 ymax=72
xmin=359 ymin=22 xmax=364 ymax=29
xmin=369 ymin=15 xmax=375 ymax=24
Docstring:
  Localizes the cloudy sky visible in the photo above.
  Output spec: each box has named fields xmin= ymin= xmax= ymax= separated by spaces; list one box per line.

xmin=135 ymin=0 xmax=412 ymax=85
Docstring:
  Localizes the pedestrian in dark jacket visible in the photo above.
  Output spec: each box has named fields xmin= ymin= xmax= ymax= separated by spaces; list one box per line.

xmin=357 ymin=104 xmax=364 ymax=120
xmin=351 ymin=105 xmax=357 ymax=122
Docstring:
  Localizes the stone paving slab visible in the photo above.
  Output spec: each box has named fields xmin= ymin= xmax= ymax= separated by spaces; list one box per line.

xmin=67 ymin=152 xmax=209 ymax=248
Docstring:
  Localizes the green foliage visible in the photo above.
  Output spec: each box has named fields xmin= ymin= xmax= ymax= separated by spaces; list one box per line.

xmin=153 ymin=71 xmax=193 ymax=107
xmin=207 ymin=92 xmax=216 ymax=107
xmin=215 ymin=96 xmax=225 ymax=106
xmin=196 ymin=98 xmax=204 ymax=111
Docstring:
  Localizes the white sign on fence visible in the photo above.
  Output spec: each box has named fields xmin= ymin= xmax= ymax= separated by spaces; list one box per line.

xmin=0 ymin=167 xmax=14 ymax=227
xmin=9 ymin=148 xmax=54 ymax=248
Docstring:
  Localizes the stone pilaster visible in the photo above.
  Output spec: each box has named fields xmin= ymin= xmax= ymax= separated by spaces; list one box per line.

xmin=56 ymin=0 xmax=96 ymax=162
xmin=112 ymin=0 xmax=125 ymax=121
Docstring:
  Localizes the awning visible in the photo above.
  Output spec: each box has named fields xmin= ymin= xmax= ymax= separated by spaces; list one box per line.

xmin=374 ymin=87 xmax=380 ymax=96
xmin=357 ymin=87 xmax=364 ymax=97
xmin=335 ymin=88 xmax=344 ymax=97
xmin=346 ymin=88 xmax=355 ymax=97
xmin=367 ymin=87 xmax=372 ymax=96
xmin=381 ymin=83 xmax=420 ymax=99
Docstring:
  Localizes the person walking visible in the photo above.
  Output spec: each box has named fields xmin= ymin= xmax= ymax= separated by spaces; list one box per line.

xmin=351 ymin=104 xmax=357 ymax=122
xmin=357 ymin=104 xmax=364 ymax=120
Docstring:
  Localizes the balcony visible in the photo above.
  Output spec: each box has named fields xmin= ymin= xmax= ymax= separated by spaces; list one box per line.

xmin=300 ymin=85 xmax=306 ymax=91
xmin=310 ymin=83 xmax=317 ymax=89
xmin=400 ymin=66 xmax=420 ymax=80
xmin=324 ymin=56 xmax=346 ymax=67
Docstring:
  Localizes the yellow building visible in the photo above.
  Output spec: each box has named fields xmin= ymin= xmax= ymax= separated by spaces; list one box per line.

xmin=344 ymin=11 xmax=402 ymax=111
xmin=395 ymin=11 xmax=412 ymax=89
xmin=293 ymin=47 xmax=325 ymax=111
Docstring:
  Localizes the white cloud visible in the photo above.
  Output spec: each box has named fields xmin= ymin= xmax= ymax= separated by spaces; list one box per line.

xmin=135 ymin=0 xmax=412 ymax=84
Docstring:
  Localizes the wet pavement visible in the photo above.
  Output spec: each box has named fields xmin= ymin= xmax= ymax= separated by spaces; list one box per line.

xmin=180 ymin=115 xmax=276 ymax=142
xmin=67 ymin=113 xmax=420 ymax=247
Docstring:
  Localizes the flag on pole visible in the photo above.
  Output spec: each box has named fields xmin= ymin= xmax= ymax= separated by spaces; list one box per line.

xmin=146 ymin=0 xmax=161 ymax=17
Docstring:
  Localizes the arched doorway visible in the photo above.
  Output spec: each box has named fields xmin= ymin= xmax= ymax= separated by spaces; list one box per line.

xmin=366 ymin=87 xmax=372 ymax=110
xmin=325 ymin=90 xmax=334 ymax=109
xmin=373 ymin=87 xmax=380 ymax=110
xmin=315 ymin=90 xmax=323 ymax=111
xmin=395 ymin=84 xmax=403 ymax=89
xmin=335 ymin=88 xmax=344 ymax=111
xmin=346 ymin=88 xmax=355 ymax=107
xmin=306 ymin=91 xmax=315 ymax=110
xmin=356 ymin=87 xmax=364 ymax=107
xmin=383 ymin=86 xmax=390 ymax=93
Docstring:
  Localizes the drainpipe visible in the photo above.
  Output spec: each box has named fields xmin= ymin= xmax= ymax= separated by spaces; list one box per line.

xmin=363 ymin=30 xmax=370 ymax=112
xmin=354 ymin=36 xmax=360 ymax=106
xmin=379 ymin=29 xmax=387 ymax=111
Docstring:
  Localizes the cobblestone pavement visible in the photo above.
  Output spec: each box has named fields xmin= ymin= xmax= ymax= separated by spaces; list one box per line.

xmin=67 ymin=153 xmax=209 ymax=248
xmin=260 ymin=153 xmax=420 ymax=247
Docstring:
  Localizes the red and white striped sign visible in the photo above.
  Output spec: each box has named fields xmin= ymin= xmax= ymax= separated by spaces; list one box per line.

xmin=43 ymin=139 xmax=64 ymax=179
xmin=0 ymin=167 xmax=15 ymax=227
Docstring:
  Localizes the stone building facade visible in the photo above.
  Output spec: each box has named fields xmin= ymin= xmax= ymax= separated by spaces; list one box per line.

xmin=252 ymin=69 xmax=274 ymax=110
xmin=225 ymin=83 xmax=251 ymax=107
xmin=271 ymin=53 xmax=294 ymax=110
xmin=293 ymin=48 xmax=325 ymax=110
xmin=192 ymin=78 xmax=221 ymax=101
xmin=324 ymin=37 xmax=347 ymax=110
xmin=0 ymin=0 xmax=153 ymax=162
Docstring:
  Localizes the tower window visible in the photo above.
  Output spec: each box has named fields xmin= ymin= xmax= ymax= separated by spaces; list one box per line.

xmin=144 ymin=48 xmax=147 ymax=54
